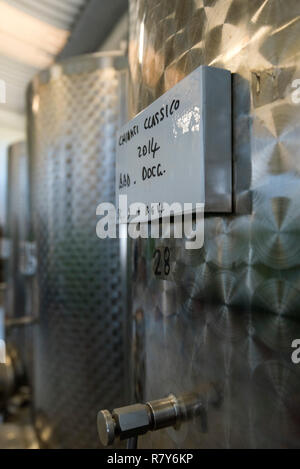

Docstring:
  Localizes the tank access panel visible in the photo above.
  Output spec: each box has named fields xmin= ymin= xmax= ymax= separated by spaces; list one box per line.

xmin=116 ymin=65 xmax=232 ymax=219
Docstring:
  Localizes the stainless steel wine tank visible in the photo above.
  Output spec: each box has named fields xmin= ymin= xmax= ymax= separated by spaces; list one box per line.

xmin=129 ymin=0 xmax=300 ymax=449
xmin=27 ymin=53 xmax=129 ymax=449
xmin=4 ymin=142 xmax=33 ymax=387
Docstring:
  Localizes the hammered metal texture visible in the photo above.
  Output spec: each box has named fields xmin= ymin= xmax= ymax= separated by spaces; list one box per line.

xmin=129 ymin=0 xmax=300 ymax=448
xmin=27 ymin=54 xmax=128 ymax=449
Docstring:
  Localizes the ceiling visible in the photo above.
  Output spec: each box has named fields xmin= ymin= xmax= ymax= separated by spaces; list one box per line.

xmin=0 ymin=0 xmax=90 ymax=116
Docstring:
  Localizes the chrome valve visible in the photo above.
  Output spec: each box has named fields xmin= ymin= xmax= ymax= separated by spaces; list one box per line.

xmin=97 ymin=384 xmax=221 ymax=447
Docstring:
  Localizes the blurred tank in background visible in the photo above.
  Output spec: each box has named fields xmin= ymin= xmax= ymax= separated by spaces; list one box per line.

xmin=3 ymin=142 xmax=33 ymax=406
xmin=0 ymin=224 xmax=6 ymax=354
xmin=129 ymin=0 xmax=300 ymax=448
xmin=27 ymin=52 xmax=129 ymax=449
xmin=5 ymin=143 xmax=28 ymax=321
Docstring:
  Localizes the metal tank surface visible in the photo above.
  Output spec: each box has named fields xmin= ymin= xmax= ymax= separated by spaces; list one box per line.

xmin=129 ymin=0 xmax=300 ymax=448
xmin=27 ymin=53 xmax=129 ymax=449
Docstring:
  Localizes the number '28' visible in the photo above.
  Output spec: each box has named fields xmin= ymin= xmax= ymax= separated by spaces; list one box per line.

xmin=153 ymin=247 xmax=171 ymax=276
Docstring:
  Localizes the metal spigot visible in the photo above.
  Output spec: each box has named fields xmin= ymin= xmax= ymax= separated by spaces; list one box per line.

xmin=97 ymin=385 xmax=221 ymax=447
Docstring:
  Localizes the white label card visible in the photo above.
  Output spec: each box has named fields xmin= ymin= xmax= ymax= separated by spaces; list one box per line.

xmin=116 ymin=65 xmax=231 ymax=223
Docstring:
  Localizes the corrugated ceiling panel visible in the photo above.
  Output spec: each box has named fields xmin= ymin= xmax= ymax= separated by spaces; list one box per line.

xmin=2 ymin=0 xmax=88 ymax=30
xmin=0 ymin=0 xmax=91 ymax=114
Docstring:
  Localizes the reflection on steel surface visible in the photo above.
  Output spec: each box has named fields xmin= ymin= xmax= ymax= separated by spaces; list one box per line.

xmin=27 ymin=53 xmax=128 ymax=448
xmin=129 ymin=0 xmax=300 ymax=448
